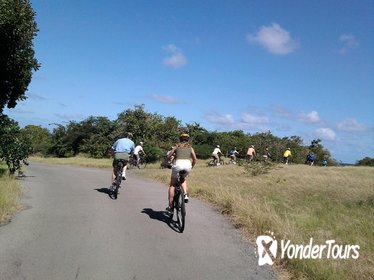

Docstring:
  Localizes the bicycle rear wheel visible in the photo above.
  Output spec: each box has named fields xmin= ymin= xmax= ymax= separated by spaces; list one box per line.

xmin=175 ymin=190 xmax=186 ymax=233
xmin=138 ymin=159 xmax=147 ymax=169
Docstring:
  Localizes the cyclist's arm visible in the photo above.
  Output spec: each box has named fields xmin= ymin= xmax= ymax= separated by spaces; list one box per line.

xmin=191 ymin=148 xmax=197 ymax=168
xmin=167 ymin=148 xmax=176 ymax=161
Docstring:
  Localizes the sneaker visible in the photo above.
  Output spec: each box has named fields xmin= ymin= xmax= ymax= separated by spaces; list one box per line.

xmin=184 ymin=193 xmax=189 ymax=203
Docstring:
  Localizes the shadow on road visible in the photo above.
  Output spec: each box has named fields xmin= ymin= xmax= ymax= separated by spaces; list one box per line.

xmin=94 ymin=187 xmax=118 ymax=200
xmin=141 ymin=208 xmax=181 ymax=233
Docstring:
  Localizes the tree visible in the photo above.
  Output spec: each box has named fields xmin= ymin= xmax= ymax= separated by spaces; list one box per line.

xmin=356 ymin=157 xmax=374 ymax=167
xmin=0 ymin=0 xmax=40 ymax=112
xmin=80 ymin=116 xmax=115 ymax=158
xmin=0 ymin=114 xmax=32 ymax=174
xmin=20 ymin=125 xmax=52 ymax=155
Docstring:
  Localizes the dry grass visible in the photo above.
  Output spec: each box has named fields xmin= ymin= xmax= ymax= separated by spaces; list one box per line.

xmin=136 ymin=162 xmax=374 ymax=280
xmin=0 ymin=164 xmax=23 ymax=226
xmin=31 ymin=155 xmax=112 ymax=168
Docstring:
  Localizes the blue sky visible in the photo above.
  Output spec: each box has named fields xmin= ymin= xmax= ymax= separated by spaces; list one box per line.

xmin=4 ymin=0 xmax=374 ymax=163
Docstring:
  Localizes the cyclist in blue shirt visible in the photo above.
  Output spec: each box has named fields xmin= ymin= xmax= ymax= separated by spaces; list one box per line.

xmin=111 ymin=132 xmax=135 ymax=183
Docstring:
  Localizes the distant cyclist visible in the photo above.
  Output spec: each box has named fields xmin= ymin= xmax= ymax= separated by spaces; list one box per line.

xmin=166 ymin=133 xmax=197 ymax=216
xmin=283 ymin=148 xmax=292 ymax=164
xmin=111 ymin=132 xmax=135 ymax=183
xmin=262 ymin=147 xmax=271 ymax=162
xmin=246 ymin=145 xmax=256 ymax=163
xmin=212 ymin=145 xmax=223 ymax=165
xmin=306 ymin=152 xmax=316 ymax=166
xmin=133 ymin=142 xmax=146 ymax=166
xmin=228 ymin=147 xmax=239 ymax=163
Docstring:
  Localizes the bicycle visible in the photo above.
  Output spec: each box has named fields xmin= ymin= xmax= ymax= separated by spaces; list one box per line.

xmin=170 ymin=169 xmax=187 ymax=233
xmin=228 ymin=155 xmax=238 ymax=164
xmin=110 ymin=160 xmax=126 ymax=198
xmin=207 ymin=156 xmax=225 ymax=167
xmin=129 ymin=155 xmax=147 ymax=169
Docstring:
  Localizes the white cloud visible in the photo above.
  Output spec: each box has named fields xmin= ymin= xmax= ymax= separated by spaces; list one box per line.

xmin=162 ymin=44 xmax=187 ymax=69
xmin=205 ymin=112 xmax=234 ymax=124
xmin=27 ymin=92 xmax=47 ymax=100
xmin=315 ymin=128 xmax=336 ymax=141
xmin=162 ymin=44 xmax=181 ymax=53
xmin=272 ymin=105 xmax=292 ymax=118
xmin=55 ymin=113 xmax=85 ymax=121
xmin=240 ymin=113 xmax=269 ymax=125
xmin=338 ymin=118 xmax=366 ymax=132
xmin=339 ymin=34 xmax=359 ymax=54
xmin=150 ymin=94 xmax=182 ymax=104
xmin=246 ymin=23 xmax=299 ymax=55
xmin=299 ymin=111 xmax=321 ymax=123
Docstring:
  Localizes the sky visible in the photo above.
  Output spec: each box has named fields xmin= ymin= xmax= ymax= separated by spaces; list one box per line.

xmin=4 ymin=0 xmax=374 ymax=164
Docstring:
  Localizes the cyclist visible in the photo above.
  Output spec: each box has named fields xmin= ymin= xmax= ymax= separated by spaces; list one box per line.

xmin=306 ymin=152 xmax=316 ymax=166
xmin=166 ymin=133 xmax=197 ymax=216
xmin=212 ymin=145 xmax=223 ymax=165
xmin=111 ymin=132 xmax=135 ymax=183
xmin=262 ymin=147 xmax=271 ymax=162
xmin=246 ymin=145 xmax=256 ymax=163
xmin=228 ymin=147 xmax=239 ymax=163
xmin=283 ymin=148 xmax=292 ymax=164
xmin=133 ymin=142 xmax=146 ymax=166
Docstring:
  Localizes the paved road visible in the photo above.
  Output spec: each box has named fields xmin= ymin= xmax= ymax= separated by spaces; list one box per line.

xmin=0 ymin=162 xmax=276 ymax=280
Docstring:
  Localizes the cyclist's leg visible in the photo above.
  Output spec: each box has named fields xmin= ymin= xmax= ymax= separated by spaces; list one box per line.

xmin=111 ymin=159 xmax=117 ymax=184
xmin=122 ymin=162 xmax=128 ymax=179
xmin=168 ymin=167 xmax=179 ymax=209
xmin=214 ymin=154 xmax=218 ymax=165
xmin=168 ymin=177 xmax=177 ymax=208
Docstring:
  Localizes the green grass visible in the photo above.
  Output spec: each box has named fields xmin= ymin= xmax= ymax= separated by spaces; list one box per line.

xmin=22 ymin=157 xmax=374 ymax=279
xmin=0 ymin=163 xmax=22 ymax=225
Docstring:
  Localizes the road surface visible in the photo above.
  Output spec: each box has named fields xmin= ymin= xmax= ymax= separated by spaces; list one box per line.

xmin=0 ymin=162 xmax=276 ymax=280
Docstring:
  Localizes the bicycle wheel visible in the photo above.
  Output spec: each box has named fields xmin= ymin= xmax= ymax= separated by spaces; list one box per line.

xmin=138 ymin=158 xmax=147 ymax=169
xmin=175 ymin=190 xmax=186 ymax=233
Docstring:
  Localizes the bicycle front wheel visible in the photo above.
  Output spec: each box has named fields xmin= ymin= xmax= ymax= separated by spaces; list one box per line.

xmin=175 ymin=192 xmax=186 ymax=233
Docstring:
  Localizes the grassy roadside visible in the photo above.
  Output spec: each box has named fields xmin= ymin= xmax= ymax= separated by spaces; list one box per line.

xmin=26 ymin=157 xmax=374 ymax=279
xmin=130 ymin=162 xmax=374 ymax=280
xmin=0 ymin=163 xmax=23 ymax=226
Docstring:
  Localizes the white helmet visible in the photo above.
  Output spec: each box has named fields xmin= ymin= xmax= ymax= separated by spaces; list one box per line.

xmin=217 ymin=145 xmax=220 ymax=148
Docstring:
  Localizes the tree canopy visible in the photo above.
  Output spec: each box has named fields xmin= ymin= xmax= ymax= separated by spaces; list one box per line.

xmin=0 ymin=0 xmax=40 ymax=112
xmin=16 ymin=105 xmax=336 ymax=166
xmin=356 ymin=157 xmax=374 ymax=167
xmin=0 ymin=114 xmax=32 ymax=174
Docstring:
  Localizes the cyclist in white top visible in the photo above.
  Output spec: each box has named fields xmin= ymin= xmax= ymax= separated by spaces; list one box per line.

xmin=133 ymin=142 xmax=145 ymax=166
xmin=212 ymin=145 xmax=223 ymax=165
